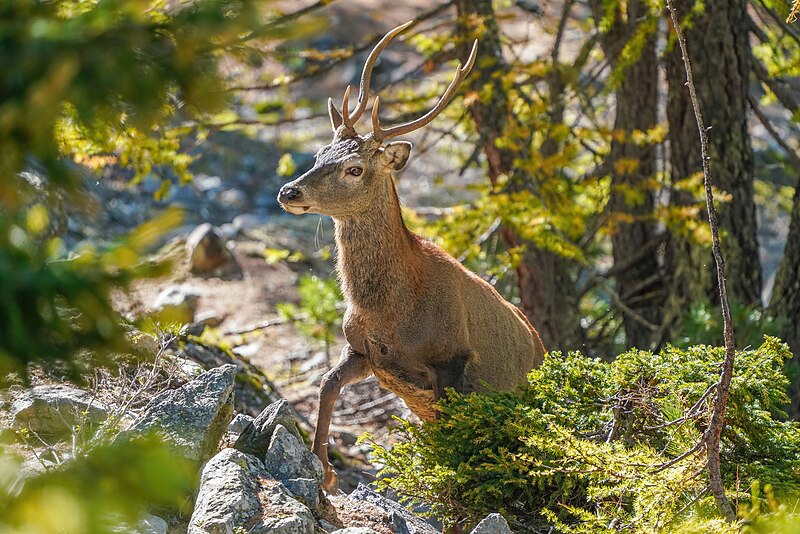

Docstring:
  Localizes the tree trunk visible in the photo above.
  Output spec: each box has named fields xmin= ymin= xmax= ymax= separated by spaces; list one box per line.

xmin=454 ymin=0 xmax=585 ymax=352
xmin=770 ymin=183 xmax=800 ymax=416
xmin=592 ymin=0 xmax=664 ymax=349
xmin=665 ymin=0 xmax=762 ymax=320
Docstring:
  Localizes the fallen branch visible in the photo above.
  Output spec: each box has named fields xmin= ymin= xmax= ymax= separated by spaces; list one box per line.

xmin=222 ymin=317 xmax=287 ymax=336
xmin=665 ymin=0 xmax=738 ymax=521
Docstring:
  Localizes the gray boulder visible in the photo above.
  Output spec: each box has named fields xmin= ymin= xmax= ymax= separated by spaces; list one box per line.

xmin=138 ymin=515 xmax=168 ymax=534
xmin=228 ymin=413 xmax=255 ymax=437
xmin=189 ymin=448 xmax=315 ymax=534
xmin=11 ymin=385 xmax=109 ymax=437
xmin=109 ymin=514 xmax=168 ymax=534
xmin=151 ymin=284 xmax=201 ymax=325
xmin=469 ymin=513 xmax=511 ymax=534
xmin=234 ymin=399 xmax=303 ymax=457
xmin=119 ymin=365 xmax=236 ymax=464
xmin=185 ymin=223 xmax=241 ymax=278
xmin=347 ymin=484 xmax=438 ymax=534
xmin=330 ymin=529 xmax=381 ymax=534
xmin=263 ymin=424 xmax=324 ymax=509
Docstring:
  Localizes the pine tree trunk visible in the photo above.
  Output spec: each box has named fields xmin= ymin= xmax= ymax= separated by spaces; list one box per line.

xmin=770 ymin=184 xmax=800 ymax=416
xmin=592 ymin=0 xmax=663 ymax=349
xmin=454 ymin=0 xmax=585 ymax=352
xmin=665 ymin=0 xmax=761 ymax=318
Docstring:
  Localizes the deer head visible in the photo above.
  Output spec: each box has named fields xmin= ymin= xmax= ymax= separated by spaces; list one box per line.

xmin=277 ymin=21 xmax=477 ymax=219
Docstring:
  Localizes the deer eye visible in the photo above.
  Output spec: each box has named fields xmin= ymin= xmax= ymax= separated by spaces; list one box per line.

xmin=345 ymin=166 xmax=363 ymax=177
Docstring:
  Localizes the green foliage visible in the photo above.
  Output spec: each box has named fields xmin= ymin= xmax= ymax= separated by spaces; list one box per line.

xmin=674 ymin=300 xmax=786 ymax=350
xmin=0 ymin=436 xmax=196 ymax=533
xmin=0 ymin=0 xmax=265 ymax=194
xmin=370 ymin=338 xmax=800 ymax=532
xmin=0 ymin=207 xmax=181 ymax=382
xmin=277 ymin=274 xmax=344 ymax=358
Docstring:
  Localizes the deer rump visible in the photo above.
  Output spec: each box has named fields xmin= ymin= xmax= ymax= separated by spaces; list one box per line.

xmin=276 ymin=21 xmax=546 ymax=492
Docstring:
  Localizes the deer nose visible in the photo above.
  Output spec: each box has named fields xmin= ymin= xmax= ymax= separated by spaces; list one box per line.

xmin=278 ymin=186 xmax=303 ymax=204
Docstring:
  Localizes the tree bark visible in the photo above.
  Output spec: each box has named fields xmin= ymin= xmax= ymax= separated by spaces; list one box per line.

xmin=592 ymin=0 xmax=664 ymax=349
xmin=665 ymin=0 xmax=762 ymax=316
xmin=770 ymin=183 xmax=800 ymax=416
xmin=454 ymin=0 xmax=585 ymax=352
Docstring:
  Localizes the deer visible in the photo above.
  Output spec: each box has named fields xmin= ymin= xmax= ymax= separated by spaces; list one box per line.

xmin=277 ymin=21 xmax=546 ymax=493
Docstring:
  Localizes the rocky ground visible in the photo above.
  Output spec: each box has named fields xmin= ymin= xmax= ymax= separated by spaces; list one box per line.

xmin=0 ymin=327 xmax=512 ymax=533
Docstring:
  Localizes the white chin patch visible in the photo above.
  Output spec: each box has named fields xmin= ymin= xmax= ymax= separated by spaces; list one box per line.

xmin=282 ymin=204 xmax=310 ymax=215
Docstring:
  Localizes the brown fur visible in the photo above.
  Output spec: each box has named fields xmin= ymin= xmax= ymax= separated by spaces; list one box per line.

xmin=276 ymin=23 xmax=543 ymax=492
xmin=278 ymin=130 xmax=545 ymax=491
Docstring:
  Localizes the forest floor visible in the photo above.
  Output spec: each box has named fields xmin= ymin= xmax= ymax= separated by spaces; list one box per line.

xmin=115 ymin=215 xmax=418 ymax=493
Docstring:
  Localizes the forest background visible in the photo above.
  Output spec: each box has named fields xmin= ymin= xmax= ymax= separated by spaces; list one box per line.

xmin=2 ymin=0 xmax=800 ymax=532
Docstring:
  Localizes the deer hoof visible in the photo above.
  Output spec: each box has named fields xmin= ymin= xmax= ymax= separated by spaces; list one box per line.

xmin=322 ymin=468 xmax=339 ymax=494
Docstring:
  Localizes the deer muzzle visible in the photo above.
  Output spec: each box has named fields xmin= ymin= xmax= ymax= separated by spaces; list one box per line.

xmin=277 ymin=185 xmax=310 ymax=214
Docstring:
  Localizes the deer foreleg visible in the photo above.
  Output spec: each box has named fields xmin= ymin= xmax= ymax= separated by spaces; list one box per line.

xmin=313 ymin=344 xmax=371 ymax=493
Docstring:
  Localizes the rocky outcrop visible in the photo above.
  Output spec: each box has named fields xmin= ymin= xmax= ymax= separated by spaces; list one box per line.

xmin=175 ymin=340 xmax=282 ymax=417
xmin=262 ymin=424 xmax=324 ymax=509
xmin=11 ymin=385 xmax=109 ymax=437
xmin=118 ymin=365 xmax=236 ymax=464
xmin=345 ymin=484 xmax=438 ymax=534
xmin=234 ymin=399 xmax=303 ymax=456
xmin=189 ymin=448 xmax=315 ymax=534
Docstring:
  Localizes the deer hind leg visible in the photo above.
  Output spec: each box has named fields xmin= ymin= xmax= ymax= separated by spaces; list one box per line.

xmin=313 ymin=344 xmax=371 ymax=493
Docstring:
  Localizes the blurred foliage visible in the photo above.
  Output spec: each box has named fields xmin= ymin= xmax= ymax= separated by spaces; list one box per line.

xmin=278 ymin=274 xmax=344 ymax=359
xmin=674 ymin=300 xmax=786 ymax=350
xmin=370 ymin=337 xmax=800 ymax=532
xmin=0 ymin=1 xmax=292 ymax=531
xmin=0 ymin=436 xmax=196 ymax=533
xmin=0 ymin=207 xmax=180 ymax=382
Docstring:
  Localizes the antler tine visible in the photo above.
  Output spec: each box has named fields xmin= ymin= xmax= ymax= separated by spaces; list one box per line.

xmin=341 ymin=20 xmax=414 ymax=129
xmin=372 ymin=40 xmax=478 ymax=143
xmin=340 ymin=85 xmax=352 ymax=127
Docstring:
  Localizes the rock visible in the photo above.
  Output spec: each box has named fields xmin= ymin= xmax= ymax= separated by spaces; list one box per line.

xmin=162 ymin=354 xmax=206 ymax=382
xmin=185 ymin=223 xmax=238 ymax=275
xmin=11 ymin=385 xmax=110 ymax=437
xmin=232 ymin=213 xmax=268 ymax=232
xmin=218 ymin=188 xmax=247 ymax=209
xmin=151 ymin=284 xmax=201 ymax=325
xmin=234 ymin=400 xmax=304 ymax=457
xmin=138 ymin=514 xmax=168 ymax=534
xmin=282 ymin=477 xmax=322 ymax=510
xmin=228 ymin=413 xmax=255 ymax=437
xmin=347 ymin=484 xmax=438 ymax=534
xmin=232 ymin=342 xmax=261 ymax=358
xmin=176 ymin=341 xmax=281 ymax=417
xmin=330 ymin=529 xmax=381 ymax=534
xmin=180 ymin=322 xmax=206 ymax=337
xmin=107 ymin=513 xmax=168 ymax=534
xmin=118 ymin=365 xmax=236 ymax=464
xmin=196 ymin=310 xmax=223 ymax=327
xmin=189 ymin=448 xmax=315 ymax=534
xmin=263 ymin=424 xmax=323 ymax=482
xmin=469 ymin=513 xmax=511 ymax=534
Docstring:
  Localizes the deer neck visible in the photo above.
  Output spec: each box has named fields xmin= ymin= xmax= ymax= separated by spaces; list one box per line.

xmin=333 ymin=178 xmax=419 ymax=310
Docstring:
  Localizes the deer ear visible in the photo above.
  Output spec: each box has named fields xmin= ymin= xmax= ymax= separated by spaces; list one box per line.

xmin=379 ymin=141 xmax=412 ymax=171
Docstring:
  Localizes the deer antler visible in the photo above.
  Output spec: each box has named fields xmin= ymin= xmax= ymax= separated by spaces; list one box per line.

xmin=371 ymin=40 xmax=478 ymax=144
xmin=329 ymin=21 xmax=414 ymax=132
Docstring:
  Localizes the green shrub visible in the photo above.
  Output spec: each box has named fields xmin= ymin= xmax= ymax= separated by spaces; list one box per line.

xmin=369 ymin=338 xmax=800 ymax=532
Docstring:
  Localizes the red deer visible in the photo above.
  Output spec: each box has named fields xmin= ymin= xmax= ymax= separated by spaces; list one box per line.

xmin=277 ymin=21 xmax=546 ymax=492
